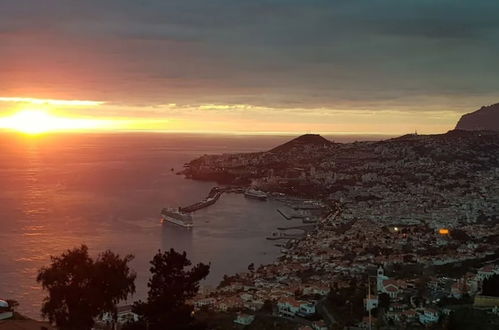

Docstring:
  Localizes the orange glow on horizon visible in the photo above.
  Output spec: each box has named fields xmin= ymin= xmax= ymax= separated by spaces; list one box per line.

xmin=0 ymin=97 xmax=103 ymax=106
xmin=0 ymin=109 xmax=109 ymax=134
xmin=0 ymin=96 xmax=461 ymax=135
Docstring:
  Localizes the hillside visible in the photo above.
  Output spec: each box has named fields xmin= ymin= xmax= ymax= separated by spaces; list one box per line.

xmin=183 ymin=130 xmax=499 ymax=195
xmin=269 ymin=134 xmax=334 ymax=153
xmin=455 ymin=103 xmax=499 ymax=131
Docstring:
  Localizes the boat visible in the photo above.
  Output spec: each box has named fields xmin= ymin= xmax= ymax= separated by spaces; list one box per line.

xmin=161 ymin=207 xmax=193 ymax=228
xmin=244 ymin=188 xmax=267 ymax=201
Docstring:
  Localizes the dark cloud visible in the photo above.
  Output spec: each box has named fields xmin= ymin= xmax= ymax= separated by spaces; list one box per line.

xmin=1 ymin=0 xmax=498 ymax=111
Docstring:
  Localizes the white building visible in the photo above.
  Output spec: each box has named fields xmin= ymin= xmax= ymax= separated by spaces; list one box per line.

xmin=299 ymin=302 xmax=316 ymax=316
xmin=234 ymin=313 xmax=255 ymax=325
xmin=101 ymin=305 xmax=139 ymax=326
xmin=377 ymin=266 xmax=400 ymax=298
xmin=277 ymin=297 xmax=301 ymax=316
xmin=376 ymin=266 xmax=388 ymax=292
xmin=364 ymin=296 xmax=378 ymax=311
xmin=419 ymin=308 xmax=439 ymax=325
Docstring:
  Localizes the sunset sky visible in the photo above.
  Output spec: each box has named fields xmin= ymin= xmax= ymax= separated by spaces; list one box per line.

xmin=1 ymin=0 xmax=499 ymax=134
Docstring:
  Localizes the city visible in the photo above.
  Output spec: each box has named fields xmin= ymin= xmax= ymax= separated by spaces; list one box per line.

xmin=184 ymin=129 xmax=499 ymax=328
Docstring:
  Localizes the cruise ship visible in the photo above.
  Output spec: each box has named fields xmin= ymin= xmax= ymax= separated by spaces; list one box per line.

xmin=244 ymin=188 xmax=268 ymax=201
xmin=161 ymin=208 xmax=193 ymax=228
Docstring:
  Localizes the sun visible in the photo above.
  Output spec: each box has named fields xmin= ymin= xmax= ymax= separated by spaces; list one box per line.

xmin=0 ymin=110 xmax=56 ymax=134
xmin=0 ymin=109 xmax=66 ymax=134
xmin=0 ymin=109 xmax=107 ymax=134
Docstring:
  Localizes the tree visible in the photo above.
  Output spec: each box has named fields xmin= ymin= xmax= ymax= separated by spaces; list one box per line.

xmin=378 ymin=293 xmax=390 ymax=309
xmin=37 ymin=245 xmax=136 ymax=330
xmin=415 ymin=276 xmax=429 ymax=299
xmin=447 ymin=308 xmax=495 ymax=330
xmin=260 ymin=299 xmax=274 ymax=314
xmin=131 ymin=249 xmax=210 ymax=330
xmin=5 ymin=299 xmax=19 ymax=311
xmin=450 ymin=229 xmax=471 ymax=242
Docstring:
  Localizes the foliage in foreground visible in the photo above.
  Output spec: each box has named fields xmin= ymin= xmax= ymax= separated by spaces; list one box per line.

xmin=37 ymin=245 xmax=136 ymax=330
xmin=124 ymin=248 xmax=210 ymax=330
xmin=482 ymin=274 xmax=499 ymax=297
xmin=446 ymin=308 xmax=499 ymax=330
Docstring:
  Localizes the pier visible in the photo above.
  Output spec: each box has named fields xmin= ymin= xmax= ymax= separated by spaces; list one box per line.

xmin=266 ymin=234 xmax=303 ymax=241
xmin=277 ymin=207 xmax=318 ymax=222
xmin=179 ymin=187 xmax=225 ymax=213
xmin=277 ymin=224 xmax=315 ymax=233
xmin=277 ymin=208 xmax=304 ymax=220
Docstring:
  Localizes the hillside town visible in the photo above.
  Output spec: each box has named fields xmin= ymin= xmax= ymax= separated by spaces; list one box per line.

xmin=184 ymin=130 xmax=499 ymax=329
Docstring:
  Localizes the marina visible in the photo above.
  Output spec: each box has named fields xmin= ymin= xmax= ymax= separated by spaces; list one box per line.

xmin=277 ymin=207 xmax=317 ymax=222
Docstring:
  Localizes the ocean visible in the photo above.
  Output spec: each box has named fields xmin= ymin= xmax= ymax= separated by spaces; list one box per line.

xmin=0 ymin=132 xmax=391 ymax=319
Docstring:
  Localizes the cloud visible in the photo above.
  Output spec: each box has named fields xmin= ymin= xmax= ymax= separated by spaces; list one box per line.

xmin=0 ymin=0 xmax=498 ymax=116
xmin=0 ymin=97 xmax=103 ymax=106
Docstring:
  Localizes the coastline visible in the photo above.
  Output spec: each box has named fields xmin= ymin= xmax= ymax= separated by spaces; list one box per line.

xmin=182 ymin=131 xmax=499 ymax=328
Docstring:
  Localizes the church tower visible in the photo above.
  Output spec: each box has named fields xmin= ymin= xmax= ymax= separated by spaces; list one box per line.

xmin=377 ymin=266 xmax=387 ymax=292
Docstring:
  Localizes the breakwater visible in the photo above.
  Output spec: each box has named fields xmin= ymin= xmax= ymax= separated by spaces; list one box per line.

xmin=180 ymin=187 xmax=225 ymax=213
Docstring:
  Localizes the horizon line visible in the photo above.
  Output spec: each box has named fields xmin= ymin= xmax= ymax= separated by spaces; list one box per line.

xmin=0 ymin=128 xmax=445 ymax=137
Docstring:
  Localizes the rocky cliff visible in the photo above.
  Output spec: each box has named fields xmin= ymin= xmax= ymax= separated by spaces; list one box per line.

xmin=456 ymin=103 xmax=499 ymax=131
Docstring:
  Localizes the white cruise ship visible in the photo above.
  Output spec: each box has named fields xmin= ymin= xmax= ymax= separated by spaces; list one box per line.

xmin=161 ymin=208 xmax=193 ymax=228
xmin=244 ymin=188 xmax=268 ymax=201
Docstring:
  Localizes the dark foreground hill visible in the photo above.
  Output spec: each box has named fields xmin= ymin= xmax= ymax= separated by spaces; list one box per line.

xmin=456 ymin=103 xmax=499 ymax=131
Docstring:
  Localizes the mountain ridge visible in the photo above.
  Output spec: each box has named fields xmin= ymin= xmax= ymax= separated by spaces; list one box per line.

xmin=455 ymin=103 xmax=499 ymax=131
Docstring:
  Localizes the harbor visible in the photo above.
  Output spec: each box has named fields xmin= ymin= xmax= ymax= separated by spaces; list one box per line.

xmin=164 ymin=186 xmax=323 ymax=247
xmin=175 ymin=186 xmax=267 ymax=214
xmin=276 ymin=207 xmax=321 ymax=223
xmin=276 ymin=207 xmax=306 ymax=220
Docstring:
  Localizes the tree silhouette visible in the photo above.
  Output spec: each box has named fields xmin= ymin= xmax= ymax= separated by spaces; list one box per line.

xmin=5 ymin=299 xmax=19 ymax=311
xmin=130 ymin=249 xmax=210 ymax=330
xmin=378 ymin=293 xmax=390 ymax=309
xmin=482 ymin=274 xmax=499 ymax=297
xmin=450 ymin=229 xmax=471 ymax=241
xmin=37 ymin=245 xmax=136 ymax=330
